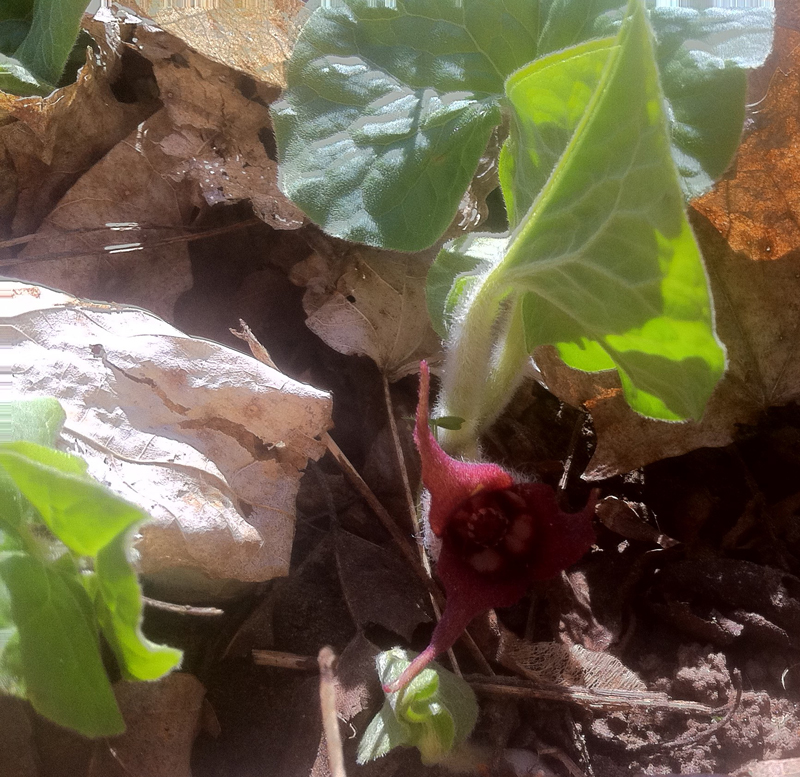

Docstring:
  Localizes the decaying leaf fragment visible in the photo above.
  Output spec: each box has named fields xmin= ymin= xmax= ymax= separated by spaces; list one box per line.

xmin=496 ymin=627 xmax=647 ymax=693
xmin=4 ymin=20 xmax=305 ymax=321
xmin=0 ymin=16 xmax=159 ymax=236
xmin=5 ymin=281 xmax=333 ymax=592
xmin=290 ymin=246 xmax=441 ymax=381
xmin=131 ymin=26 xmax=304 ymax=229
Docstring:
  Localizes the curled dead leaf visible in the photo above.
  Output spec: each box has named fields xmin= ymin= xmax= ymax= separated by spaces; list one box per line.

xmin=290 ymin=246 xmax=442 ymax=381
xmin=6 ymin=281 xmax=333 ymax=595
xmin=132 ymin=25 xmax=304 ymax=229
xmin=0 ymin=16 xmax=159 ymax=238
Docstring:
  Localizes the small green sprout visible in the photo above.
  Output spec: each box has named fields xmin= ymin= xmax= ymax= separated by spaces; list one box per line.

xmin=357 ymin=648 xmax=479 ymax=766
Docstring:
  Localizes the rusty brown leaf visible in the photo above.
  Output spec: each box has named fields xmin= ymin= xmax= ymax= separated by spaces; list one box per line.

xmin=693 ymin=24 xmax=800 ymax=261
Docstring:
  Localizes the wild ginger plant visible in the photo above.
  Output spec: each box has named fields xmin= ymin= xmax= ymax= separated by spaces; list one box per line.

xmin=274 ymin=0 xmax=775 ymax=454
xmin=273 ymin=0 xmax=775 ymax=762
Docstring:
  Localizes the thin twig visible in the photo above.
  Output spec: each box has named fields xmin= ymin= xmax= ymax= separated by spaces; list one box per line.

xmin=253 ymin=649 xmax=317 ymax=671
xmin=466 ymin=675 xmax=722 ymax=715
xmin=0 ymin=218 xmax=262 ymax=268
xmin=535 ymin=739 xmax=587 ymax=777
xmin=323 ymin=432 xmax=436 ymax=596
xmin=620 ymin=670 xmax=743 ymax=754
xmin=558 ymin=410 xmax=586 ymax=496
xmin=318 ymin=647 xmax=347 ymax=777
xmin=324 ymin=431 xmax=494 ymax=676
xmin=142 ymin=596 xmax=224 ymax=617
xmin=381 ymin=373 xmax=420 ymax=537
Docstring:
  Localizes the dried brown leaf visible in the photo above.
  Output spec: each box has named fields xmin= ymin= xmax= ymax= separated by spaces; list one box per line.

xmin=129 ymin=0 xmax=308 ymax=88
xmin=87 ymin=674 xmax=206 ymax=777
xmin=334 ymin=528 xmax=432 ymax=642
xmin=7 ymin=281 xmax=333 ymax=593
xmin=0 ymin=17 xmax=158 ymax=237
xmin=496 ymin=625 xmax=646 ymax=693
xmin=8 ymin=109 xmax=193 ymax=320
xmin=133 ymin=26 xmax=304 ymax=229
xmin=291 ymin=247 xmax=442 ymax=381
xmin=6 ymin=24 xmax=305 ymax=319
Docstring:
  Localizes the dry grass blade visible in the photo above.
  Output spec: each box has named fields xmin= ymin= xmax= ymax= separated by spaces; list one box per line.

xmin=318 ymin=647 xmax=347 ymax=777
xmin=466 ymin=675 xmax=722 ymax=715
xmin=252 ymin=650 xmax=318 ymax=671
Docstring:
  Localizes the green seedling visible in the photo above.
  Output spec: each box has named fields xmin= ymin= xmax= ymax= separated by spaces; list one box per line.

xmin=0 ymin=398 xmax=181 ymax=737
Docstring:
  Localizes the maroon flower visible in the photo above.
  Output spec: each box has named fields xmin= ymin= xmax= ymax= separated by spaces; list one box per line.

xmin=384 ymin=362 xmax=597 ymax=692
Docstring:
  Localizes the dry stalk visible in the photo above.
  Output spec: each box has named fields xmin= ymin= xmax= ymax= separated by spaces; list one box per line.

xmin=318 ymin=647 xmax=347 ymax=777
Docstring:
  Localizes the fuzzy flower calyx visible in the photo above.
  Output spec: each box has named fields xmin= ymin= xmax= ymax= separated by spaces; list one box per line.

xmin=385 ymin=362 xmax=596 ymax=692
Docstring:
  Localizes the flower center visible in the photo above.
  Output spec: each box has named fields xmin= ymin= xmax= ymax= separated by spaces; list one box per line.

xmin=447 ymin=486 xmax=538 ymax=576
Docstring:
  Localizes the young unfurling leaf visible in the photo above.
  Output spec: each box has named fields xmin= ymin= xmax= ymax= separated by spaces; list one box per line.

xmin=357 ymin=647 xmax=478 ymax=765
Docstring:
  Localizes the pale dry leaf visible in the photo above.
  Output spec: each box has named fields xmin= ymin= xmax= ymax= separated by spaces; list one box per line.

xmin=291 ymin=247 xmax=442 ymax=381
xmin=128 ymin=0 xmax=309 ymax=88
xmin=536 ymin=214 xmax=800 ymax=479
xmin=132 ymin=25 xmax=305 ymax=229
xmin=0 ymin=16 xmax=159 ymax=237
xmin=5 ymin=280 xmax=333 ymax=592
xmin=746 ymin=758 xmax=800 ymax=777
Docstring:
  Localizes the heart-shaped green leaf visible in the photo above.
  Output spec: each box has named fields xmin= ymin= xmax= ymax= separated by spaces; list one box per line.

xmin=275 ymin=0 xmax=773 ymax=252
xmin=432 ymin=0 xmax=725 ymax=447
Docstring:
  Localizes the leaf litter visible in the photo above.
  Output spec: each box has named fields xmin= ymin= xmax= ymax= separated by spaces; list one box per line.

xmin=1 ymin=4 xmax=800 ymax=777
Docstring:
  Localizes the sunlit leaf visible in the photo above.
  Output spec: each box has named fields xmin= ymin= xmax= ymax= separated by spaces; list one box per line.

xmin=94 ymin=530 xmax=182 ymax=681
xmin=433 ymin=1 xmax=725 ymax=445
xmin=358 ymin=647 xmax=478 ymax=765
xmin=0 ymin=443 xmax=142 ymax=556
xmin=0 ymin=553 xmax=124 ymax=737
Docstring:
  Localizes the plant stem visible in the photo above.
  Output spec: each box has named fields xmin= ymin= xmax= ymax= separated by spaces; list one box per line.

xmin=437 ymin=271 xmax=507 ymax=457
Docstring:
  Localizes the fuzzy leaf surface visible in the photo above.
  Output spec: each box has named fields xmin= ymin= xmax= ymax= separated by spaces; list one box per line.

xmin=434 ymin=4 xmax=725 ymax=423
xmin=275 ymin=0 xmax=772 ymax=251
xmin=358 ymin=647 xmax=478 ymax=765
xmin=12 ymin=0 xmax=87 ymax=86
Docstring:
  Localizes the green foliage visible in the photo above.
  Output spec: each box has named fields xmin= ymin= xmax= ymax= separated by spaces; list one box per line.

xmin=274 ymin=0 xmax=774 ymax=450
xmin=432 ymin=2 xmax=728 ymax=449
xmin=273 ymin=0 xmax=773 ymax=252
xmin=0 ymin=0 xmax=88 ymax=96
xmin=0 ymin=399 xmax=181 ymax=738
xmin=357 ymin=648 xmax=478 ymax=766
